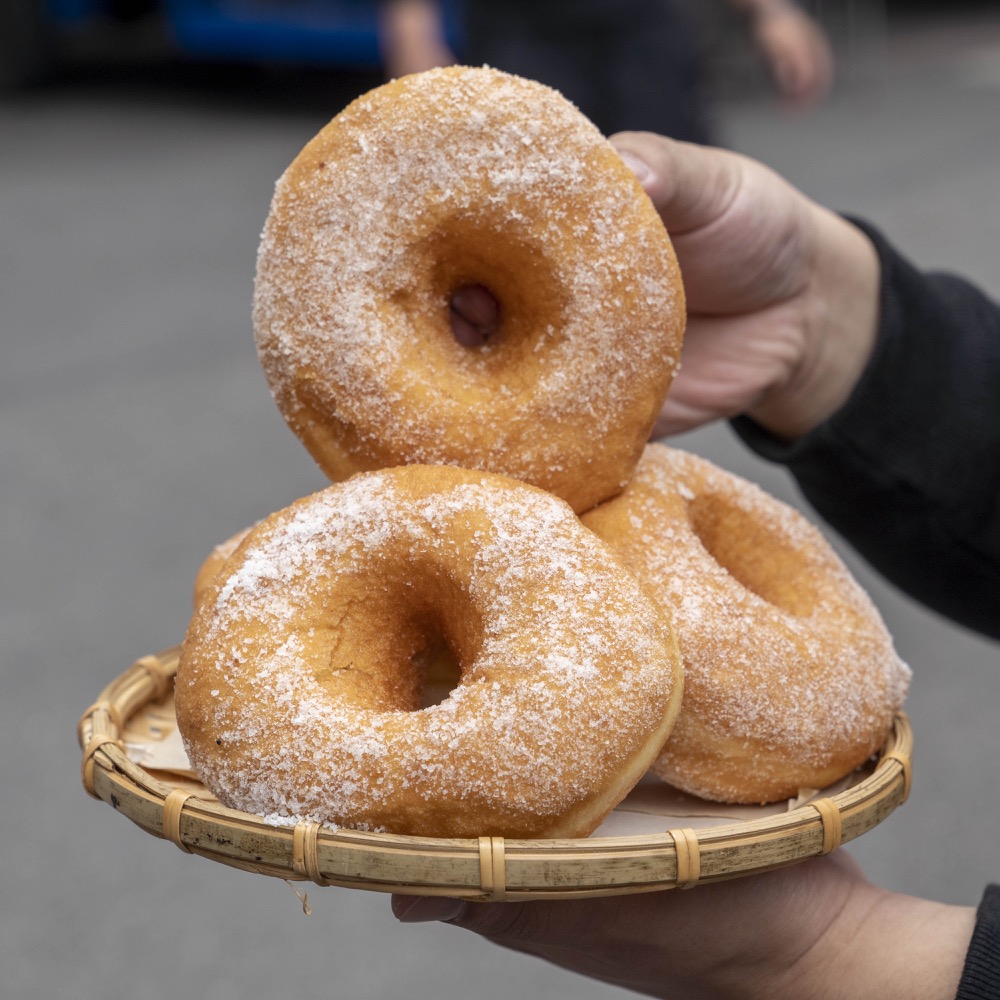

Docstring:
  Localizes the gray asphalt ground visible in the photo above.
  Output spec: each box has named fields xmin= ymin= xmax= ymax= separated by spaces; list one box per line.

xmin=4 ymin=6 xmax=999 ymax=999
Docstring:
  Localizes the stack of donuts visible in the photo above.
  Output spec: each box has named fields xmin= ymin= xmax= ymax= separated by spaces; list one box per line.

xmin=175 ymin=66 xmax=910 ymax=840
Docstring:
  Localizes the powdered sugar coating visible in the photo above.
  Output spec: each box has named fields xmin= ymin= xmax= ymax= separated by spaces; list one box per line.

xmin=252 ymin=66 xmax=685 ymax=514
xmin=583 ymin=445 xmax=911 ymax=803
xmin=175 ymin=465 xmax=683 ymax=837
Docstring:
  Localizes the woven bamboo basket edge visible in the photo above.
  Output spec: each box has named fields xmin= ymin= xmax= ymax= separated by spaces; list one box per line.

xmin=78 ymin=646 xmax=913 ymax=902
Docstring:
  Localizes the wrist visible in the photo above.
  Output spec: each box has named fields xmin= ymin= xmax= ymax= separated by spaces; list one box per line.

xmin=772 ymin=883 xmax=975 ymax=1000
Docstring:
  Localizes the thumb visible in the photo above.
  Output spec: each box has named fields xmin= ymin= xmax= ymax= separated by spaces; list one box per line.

xmin=610 ymin=131 xmax=745 ymax=237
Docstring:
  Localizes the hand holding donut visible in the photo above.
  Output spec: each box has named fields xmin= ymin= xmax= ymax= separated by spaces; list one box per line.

xmin=606 ymin=132 xmax=880 ymax=442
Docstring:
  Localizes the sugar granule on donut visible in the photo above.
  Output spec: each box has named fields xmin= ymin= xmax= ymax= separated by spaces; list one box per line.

xmin=582 ymin=444 xmax=911 ymax=804
xmin=175 ymin=465 xmax=684 ymax=838
xmin=253 ymin=66 xmax=685 ymax=514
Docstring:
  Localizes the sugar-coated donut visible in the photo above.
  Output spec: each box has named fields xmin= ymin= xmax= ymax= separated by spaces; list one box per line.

xmin=175 ymin=465 xmax=684 ymax=838
xmin=253 ymin=65 xmax=685 ymax=515
xmin=192 ymin=527 xmax=252 ymax=605
xmin=582 ymin=444 xmax=911 ymax=804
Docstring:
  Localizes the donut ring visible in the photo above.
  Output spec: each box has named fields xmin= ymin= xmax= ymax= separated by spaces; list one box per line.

xmin=175 ymin=465 xmax=684 ymax=838
xmin=253 ymin=66 xmax=685 ymax=514
xmin=582 ymin=444 xmax=911 ymax=803
xmin=192 ymin=526 xmax=252 ymax=605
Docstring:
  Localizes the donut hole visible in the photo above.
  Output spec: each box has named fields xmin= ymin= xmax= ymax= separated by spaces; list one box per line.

xmin=311 ymin=561 xmax=483 ymax=712
xmin=686 ymin=493 xmax=819 ymax=616
xmin=420 ymin=214 xmax=570 ymax=375
xmin=449 ymin=283 xmax=501 ymax=347
xmin=414 ymin=640 xmax=463 ymax=708
xmin=407 ymin=609 xmax=480 ymax=709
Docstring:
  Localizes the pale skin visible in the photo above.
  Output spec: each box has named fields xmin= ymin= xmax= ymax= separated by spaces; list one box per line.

xmin=396 ymin=134 xmax=979 ymax=999
xmin=377 ymin=0 xmax=455 ymax=76
xmin=730 ymin=0 xmax=834 ymax=108
xmin=393 ymin=855 xmax=974 ymax=1000
xmin=612 ymin=131 xmax=879 ymax=442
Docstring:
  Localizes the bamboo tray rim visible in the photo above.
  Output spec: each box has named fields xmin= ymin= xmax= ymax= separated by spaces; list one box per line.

xmin=79 ymin=646 xmax=913 ymax=901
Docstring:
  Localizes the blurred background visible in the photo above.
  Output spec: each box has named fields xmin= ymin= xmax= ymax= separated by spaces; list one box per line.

xmin=3 ymin=2 xmax=998 ymax=998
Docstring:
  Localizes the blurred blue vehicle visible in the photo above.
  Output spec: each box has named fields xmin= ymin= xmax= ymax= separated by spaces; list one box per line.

xmin=1 ymin=0 xmax=459 ymax=87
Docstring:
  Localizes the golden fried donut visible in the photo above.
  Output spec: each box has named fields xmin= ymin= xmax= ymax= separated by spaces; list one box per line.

xmin=582 ymin=444 xmax=911 ymax=804
xmin=192 ymin=527 xmax=252 ymax=605
xmin=175 ymin=465 xmax=684 ymax=838
xmin=253 ymin=66 xmax=685 ymax=514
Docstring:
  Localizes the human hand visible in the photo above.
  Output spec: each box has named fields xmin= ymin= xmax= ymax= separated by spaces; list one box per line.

xmin=744 ymin=1 xmax=834 ymax=107
xmin=392 ymin=852 xmax=974 ymax=1000
xmin=610 ymin=132 xmax=880 ymax=441
xmin=445 ymin=132 xmax=878 ymax=440
xmin=378 ymin=0 xmax=456 ymax=78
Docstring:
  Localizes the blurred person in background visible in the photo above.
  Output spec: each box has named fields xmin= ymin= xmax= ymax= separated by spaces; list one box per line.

xmin=378 ymin=0 xmax=834 ymax=142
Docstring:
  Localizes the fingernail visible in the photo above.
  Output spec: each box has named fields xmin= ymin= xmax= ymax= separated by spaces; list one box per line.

xmin=618 ymin=150 xmax=653 ymax=185
xmin=393 ymin=895 xmax=466 ymax=924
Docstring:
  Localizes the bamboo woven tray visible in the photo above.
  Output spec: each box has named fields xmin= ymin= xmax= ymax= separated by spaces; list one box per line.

xmin=79 ymin=646 xmax=913 ymax=901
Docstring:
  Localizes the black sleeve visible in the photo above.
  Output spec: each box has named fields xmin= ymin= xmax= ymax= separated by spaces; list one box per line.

xmin=956 ymin=885 xmax=1000 ymax=999
xmin=733 ymin=220 xmax=1000 ymax=640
